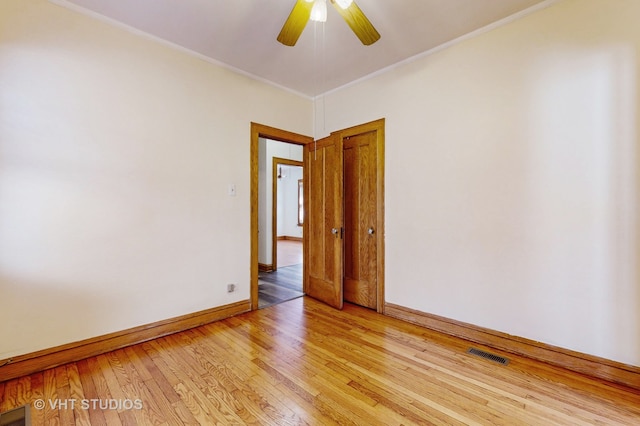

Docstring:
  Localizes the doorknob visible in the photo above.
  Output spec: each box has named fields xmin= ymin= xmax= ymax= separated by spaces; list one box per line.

xmin=331 ymin=228 xmax=339 ymax=235
xmin=368 ymin=227 xmax=375 ymax=235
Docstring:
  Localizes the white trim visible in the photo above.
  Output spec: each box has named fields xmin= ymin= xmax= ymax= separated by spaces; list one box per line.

xmin=48 ymin=0 xmax=561 ymax=101
xmin=48 ymin=0 xmax=313 ymax=101
xmin=319 ymin=0 xmax=562 ymax=98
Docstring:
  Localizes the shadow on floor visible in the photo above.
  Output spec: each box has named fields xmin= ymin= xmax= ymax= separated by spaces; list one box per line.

xmin=258 ymin=264 xmax=303 ymax=309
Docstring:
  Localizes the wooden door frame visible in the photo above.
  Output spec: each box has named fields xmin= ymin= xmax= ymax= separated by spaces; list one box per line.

xmin=336 ymin=118 xmax=385 ymax=313
xmin=271 ymin=157 xmax=303 ymax=272
xmin=250 ymin=123 xmax=313 ymax=311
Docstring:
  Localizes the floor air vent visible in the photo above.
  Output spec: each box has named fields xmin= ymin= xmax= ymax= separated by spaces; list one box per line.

xmin=467 ymin=347 xmax=509 ymax=365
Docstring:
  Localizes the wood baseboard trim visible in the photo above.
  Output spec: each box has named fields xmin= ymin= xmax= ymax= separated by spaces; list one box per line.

xmin=385 ymin=303 xmax=640 ymax=391
xmin=277 ymin=236 xmax=303 ymax=242
xmin=0 ymin=300 xmax=250 ymax=382
xmin=258 ymin=263 xmax=274 ymax=272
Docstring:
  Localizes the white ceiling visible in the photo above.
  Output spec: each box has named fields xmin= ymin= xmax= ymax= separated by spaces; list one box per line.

xmin=55 ymin=0 xmax=551 ymax=97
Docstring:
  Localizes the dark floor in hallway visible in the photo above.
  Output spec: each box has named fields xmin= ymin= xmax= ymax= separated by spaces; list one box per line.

xmin=258 ymin=263 xmax=303 ymax=309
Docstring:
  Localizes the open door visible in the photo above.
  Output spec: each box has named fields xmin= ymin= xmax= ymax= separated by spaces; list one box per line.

xmin=304 ymin=134 xmax=344 ymax=309
xmin=343 ymin=130 xmax=378 ymax=309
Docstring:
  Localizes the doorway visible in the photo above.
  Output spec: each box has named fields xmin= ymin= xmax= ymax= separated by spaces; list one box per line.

xmin=258 ymin=156 xmax=304 ymax=308
xmin=250 ymin=123 xmax=313 ymax=310
xmin=250 ymin=120 xmax=384 ymax=312
xmin=271 ymin=158 xmax=304 ymax=273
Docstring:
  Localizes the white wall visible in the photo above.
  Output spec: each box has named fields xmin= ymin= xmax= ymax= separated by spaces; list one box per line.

xmin=3 ymin=0 xmax=638 ymax=369
xmin=277 ymin=165 xmax=304 ymax=238
xmin=0 ymin=0 xmax=312 ymax=359
xmin=257 ymin=140 xmax=303 ymax=266
xmin=319 ymin=0 xmax=640 ymax=366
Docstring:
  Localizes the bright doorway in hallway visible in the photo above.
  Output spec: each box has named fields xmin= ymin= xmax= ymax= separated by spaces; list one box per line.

xmin=277 ymin=239 xmax=302 ymax=268
xmin=258 ymin=239 xmax=303 ymax=308
xmin=254 ymin=129 xmax=308 ymax=310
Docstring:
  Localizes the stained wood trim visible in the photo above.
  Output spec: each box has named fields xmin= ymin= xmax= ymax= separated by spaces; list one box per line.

xmin=258 ymin=263 xmax=274 ymax=272
xmin=385 ymin=303 xmax=640 ymax=391
xmin=0 ymin=300 xmax=250 ymax=382
xmin=6 ymin=297 xmax=638 ymax=423
xmin=277 ymin=236 xmax=303 ymax=242
xmin=250 ymin=122 xmax=312 ymax=310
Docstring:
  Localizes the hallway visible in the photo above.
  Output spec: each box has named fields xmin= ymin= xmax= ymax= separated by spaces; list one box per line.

xmin=258 ymin=240 xmax=303 ymax=308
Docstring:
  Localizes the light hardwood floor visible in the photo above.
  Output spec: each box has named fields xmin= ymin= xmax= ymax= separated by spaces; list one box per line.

xmin=277 ymin=239 xmax=303 ymax=268
xmin=1 ymin=297 xmax=639 ymax=425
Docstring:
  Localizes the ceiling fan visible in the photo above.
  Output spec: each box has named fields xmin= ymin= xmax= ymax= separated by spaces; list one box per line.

xmin=277 ymin=0 xmax=380 ymax=47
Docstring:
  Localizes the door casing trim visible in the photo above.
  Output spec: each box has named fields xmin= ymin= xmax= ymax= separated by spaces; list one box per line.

xmin=250 ymin=123 xmax=313 ymax=310
xmin=250 ymin=119 xmax=384 ymax=313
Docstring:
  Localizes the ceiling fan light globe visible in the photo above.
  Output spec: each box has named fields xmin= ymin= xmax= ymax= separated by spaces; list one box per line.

xmin=310 ymin=0 xmax=327 ymax=22
xmin=335 ymin=0 xmax=353 ymax=9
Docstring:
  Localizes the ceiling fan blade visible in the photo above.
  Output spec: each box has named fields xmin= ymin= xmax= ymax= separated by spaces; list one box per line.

xmin=277 ymin=0 xmax=314 ymax=46
xmin=330 ymin=0 xmax=380 ymax=45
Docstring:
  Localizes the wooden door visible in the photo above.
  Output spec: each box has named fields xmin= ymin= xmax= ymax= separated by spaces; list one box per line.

xmin=343 ymin=131 xmax=378 ymax=309
xmin=304 ymin=134 xmax=344 ymax=309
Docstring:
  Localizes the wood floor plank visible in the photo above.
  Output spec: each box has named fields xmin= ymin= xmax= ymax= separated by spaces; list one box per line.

xmin=42 ymin=368 xmax=60 ymax=425
xmin=89 ymin=356 xmax=125 ymax=426
xmin=77 ymin=357 xmax=121 ymax=426
xmin=0 ymin=377 xmax=16 ymax=413
xmin=2 ymin=297 xmax=639 ymax=425
xmin=54 ymin=365 xmax=76 ymax=426
xmin=76 ymin=359 xmax=110 ymax=426
xmin=156 ymin=334 xmax=245 ymax=424
xmin=13 ymin=376 xmax=31 ymax=408
xmin=139 ymin=341 xmax=200 ymax=425
xmin=66 ymin=363 xmax=92 ymax=426
xmin=117 ymin=356 xmax=167 ymax=426
xmin=28 ymin=373 xmax=45 ymax=425
xmin=178 ymin=333 xmax=271 ymax=425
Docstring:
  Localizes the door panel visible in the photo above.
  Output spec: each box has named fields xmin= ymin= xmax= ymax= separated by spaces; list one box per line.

xmin=343 ymin=131 xmax=377 ymax=309
xmin=303 ymin=118 xmax=384 ymax=312
xmin=305 ymin=135 xmax=344 ymax=309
